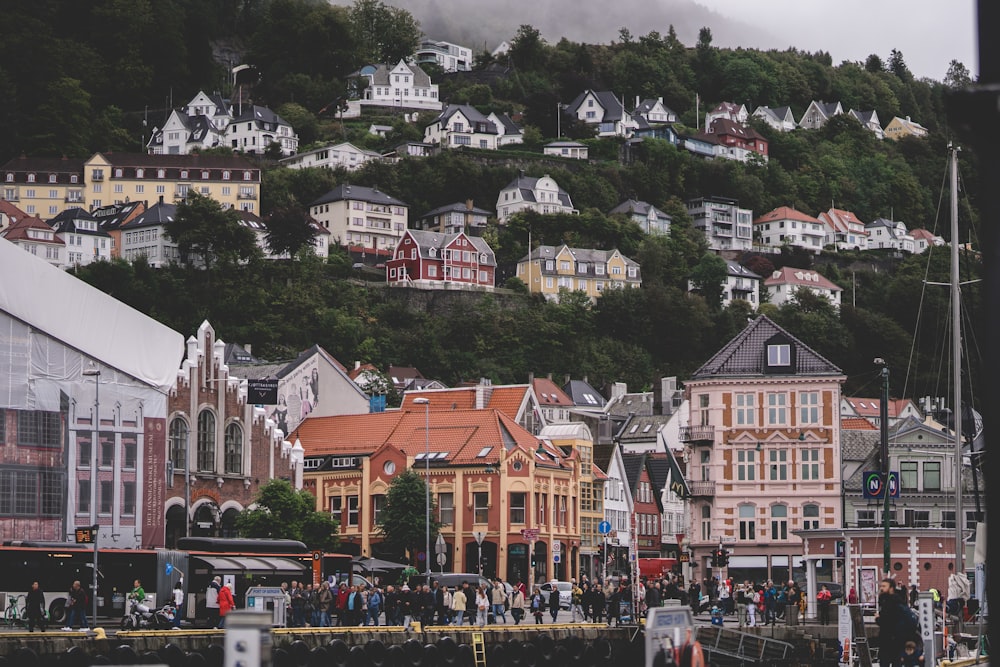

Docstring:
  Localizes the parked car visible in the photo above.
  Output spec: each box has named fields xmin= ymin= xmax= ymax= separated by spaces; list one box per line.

xmin=539 ymin=581 xmax=572 ymax=609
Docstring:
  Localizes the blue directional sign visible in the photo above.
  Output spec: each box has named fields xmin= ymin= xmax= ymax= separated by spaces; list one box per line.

xmin=598 ymin=520 xmax=612 ymax=535
xmin=553 ymin=554 xmax=561 ymax=564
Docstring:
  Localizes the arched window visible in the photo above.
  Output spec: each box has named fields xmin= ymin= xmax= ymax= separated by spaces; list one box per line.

xmin=224 ymin=422 xmax=243 ymax=475
xmin=738 ymin=504 xmax=756 ymax=541
xmin=770 ymin=504 xmax=788 ymax=540
xmin=169 ymin=417 xmax=188 ymax=471
xmin=197 ymin=410 xmax=216 ymax=471
xmin=803 ymin=503 xmax=820 ymax=530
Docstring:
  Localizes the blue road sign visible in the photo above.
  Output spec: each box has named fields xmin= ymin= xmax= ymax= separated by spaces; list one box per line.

xmin=598 ymin=520 xmax=612 ymax=535
xmin=553 ymin=554 xmax=561 ymax=564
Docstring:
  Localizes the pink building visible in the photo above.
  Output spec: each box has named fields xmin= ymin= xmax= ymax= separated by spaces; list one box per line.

xmin=681 ymin=316 xmax=845 ymax=587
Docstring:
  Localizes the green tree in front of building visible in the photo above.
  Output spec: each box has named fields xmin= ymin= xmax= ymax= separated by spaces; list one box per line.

xmin=376 ymin=468 xmax=440 ymax=567
xmin=236 ymin=479 xmax=339 ymax=551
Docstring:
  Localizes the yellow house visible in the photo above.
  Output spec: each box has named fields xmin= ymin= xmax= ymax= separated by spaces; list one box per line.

xmin=1 ymin=153 xmax=262 ymax=219
xmin=883 ymin=116 xmax=928 ymax=141
xmin=84 ymin=153 xmax=262 ymax=213
xmin=516 ymin=244 xmax=641 ymax=299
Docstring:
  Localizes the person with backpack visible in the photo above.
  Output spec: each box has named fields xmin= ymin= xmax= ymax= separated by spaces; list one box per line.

xmin=877 ymin=578 xmax=917 ymax=667
xmin=530 ymin=586 xmax=546 ymax=624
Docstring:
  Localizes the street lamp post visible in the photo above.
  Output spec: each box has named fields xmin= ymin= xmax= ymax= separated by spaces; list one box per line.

xmin=413 ymin=398 xmax=431 ymax=577
xmin=82 ymin=363 xmax=101 ymax=628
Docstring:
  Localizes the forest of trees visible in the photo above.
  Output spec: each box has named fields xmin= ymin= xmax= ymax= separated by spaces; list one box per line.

xmin=4 ymin=0 xmax=985 ymax=405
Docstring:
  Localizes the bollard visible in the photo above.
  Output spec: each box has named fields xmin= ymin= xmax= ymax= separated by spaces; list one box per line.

xmin=223 ymin=610 xmax=273 ymax=667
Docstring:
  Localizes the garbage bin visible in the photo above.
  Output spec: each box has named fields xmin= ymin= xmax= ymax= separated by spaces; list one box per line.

xmin=786 ymin=603 xmax=799 ymax=626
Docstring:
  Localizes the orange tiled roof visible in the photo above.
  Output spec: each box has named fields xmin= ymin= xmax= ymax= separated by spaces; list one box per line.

xmin=842 ymin=417 xmax=877 ymax=431
xmin=0 ymin=199 xmax=29 ymax=222
xmin=532 ymin=378 xmax=574 ymax=407
xmin=592 ymin=463 xmax=609 ymax=480
xmin=348 ymin=363 xmax=378 ymax=381
xmin=486 ymin=385 xmax=529 ymax=419
xmin=753 ymin=206 xmax=820 ymax=225
xmin=289 ymin=411 xmax=406 ymax=455
xmin=1 ymin=215 xmax=64 ymax=244
xmin=293 ymin=408 xmax=561 ymax=467
xmin=401 ymin=387 xmax=478 ymax=411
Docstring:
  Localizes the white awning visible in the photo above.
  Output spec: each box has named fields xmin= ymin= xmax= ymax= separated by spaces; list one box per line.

xmin=728 ymin=556 xmax=768 ymax=568
xmin=0 ymin=237 xmax=184 ymax=392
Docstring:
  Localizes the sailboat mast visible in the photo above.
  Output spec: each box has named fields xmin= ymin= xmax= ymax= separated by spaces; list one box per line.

xmin=950 ymin=144 xmax=963 ymax=577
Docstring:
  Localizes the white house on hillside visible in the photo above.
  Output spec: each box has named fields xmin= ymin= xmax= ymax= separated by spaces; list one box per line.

xmin=565 ymin=90 xmax=637 ymax=137
xmin=228 ymin=105 xmax=298 ymax=156
xmin=866 ymin=218 xmax=915 ymax=252
xmin=609 ymin=199 xmax=671 ymax=235
xmin=752 ymin=106 xmax=796 ymax=132
xmin=279 ymin=142 xmax=381 ymax=171
xmin=765 ymin=267 xmax=843 ymax=308
xmin=309 ymin=184 xmax=408 ymax=253
xmin=356 ymin=61 xmax=441 ymax=112
xmin=754 ymin=206 xmax=826 ymax=253
xmin=799 ymin=101 xmax=843 ymax=129
xmin=48 ymin=207 xmax=112 ymax=267
xmin=634 ymin=97 xmax=678 ymax=124
xmin=818 ymin=208 xmax=869 ymax=250
xmin=147 ymin=91 xmax=232 ymax=155
xmin=424 ymin=105 xmax=520 ymax=150
xmin=705 ymin=102 xmax=748 ymax=127
xmin=849 ymin=109 xmax=884 ymax=140
xmin=496 ymin=174 xmax=576 ymax=222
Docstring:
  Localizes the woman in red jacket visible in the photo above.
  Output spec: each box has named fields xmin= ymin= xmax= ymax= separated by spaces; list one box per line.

xmin=217 ymin=583 xmax=236 ymax=628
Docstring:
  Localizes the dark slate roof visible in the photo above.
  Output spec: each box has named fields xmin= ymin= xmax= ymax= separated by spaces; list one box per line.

xmin=1 ymin=156 xmax=86 ymax=174
xmin=609 ymin=199 xmax=669 ymax=220
xmin=725 ymin=260 xmax=761 ymax=279
xmin=617 ymin=414 xmax=671 ymax=441
xmin=187 ymin=115 xmax=214 ymax=142
xmin=419 ymin=202 xmax=494 ymax=219
xmin=492 ymin=113 xmax=521 ymax=134
xmin=620 ymin=452 xmax=647 ymax=494
xmin=92 ymin=201 xmax=145 ymax=231
xmin=96 ymin=152 xmax=258 ymax=170
xmin=563 ymin=379 xmax=606 ymax=407
xmin=309 ymin=184 xmax=408 ymax=208
xmin=520 ymin=244 xmax=639 ymax=269
xmin=121 ymin=203 xmax=177 ymax=229
xmin=690 ymin=315 xmax=842 ymax=379
xmin=401 ymin=229 xmax=496 ymax=265
xmin=367 ymin=61 xmax=433 ymax=88
xmin=224 ymin=343 xmax=263 ymax=365
xmin=437 ymin=104 xmax=492 ymax=126
xmin=232 ymin=105 xmax=291 ymax=127
xmin=773 ymin=106 xmax=793 ymax=120
xmin=48 ymin=207 xmax=111 ymax=237
xmin=565 ymin=90 xmax=626 ymax=122
xmin=607 ymin=392 xmax=655 ymax=417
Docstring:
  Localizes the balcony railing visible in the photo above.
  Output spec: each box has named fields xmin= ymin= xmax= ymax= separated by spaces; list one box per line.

xmin=688 ymin=481 xmax=716 ymax=496
xmin=679 ymin=425 xmax=715 ymax=442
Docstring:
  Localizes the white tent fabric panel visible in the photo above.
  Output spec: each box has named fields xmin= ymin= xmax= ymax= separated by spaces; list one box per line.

xmin=0 ymin=237 xmax=183 ymax=392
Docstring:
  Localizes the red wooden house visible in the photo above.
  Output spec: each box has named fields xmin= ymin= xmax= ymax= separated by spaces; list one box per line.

xmin=386 ymin=229 xmax=496 ymax=289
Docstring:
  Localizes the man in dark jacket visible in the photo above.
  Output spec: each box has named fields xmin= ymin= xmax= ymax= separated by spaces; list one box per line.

xmin=26 ymin=581 xmax=47 ymax=632
xmin=877 ymin=578 xmax=910 ymax=667
xmin=548 ymin=585 xmax=561 ymax=623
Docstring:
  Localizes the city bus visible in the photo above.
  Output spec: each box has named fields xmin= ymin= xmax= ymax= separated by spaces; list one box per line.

xmin=0 ymin=538 xmax=354 ymax=625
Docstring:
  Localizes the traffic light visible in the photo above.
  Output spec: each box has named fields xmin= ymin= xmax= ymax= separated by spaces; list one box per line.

xmin=710 ymin=550 xmax=719 ymax=567
xmin=719 ymin=549 xmax=729 ymax=567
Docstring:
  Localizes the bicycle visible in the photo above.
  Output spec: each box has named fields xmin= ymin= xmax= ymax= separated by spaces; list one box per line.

xmin=4 ymin=595 xmax=27 ymax=628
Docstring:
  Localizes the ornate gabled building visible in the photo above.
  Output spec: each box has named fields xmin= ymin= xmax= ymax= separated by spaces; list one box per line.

xmin=681 ymin=316 xmax=845 ymax=586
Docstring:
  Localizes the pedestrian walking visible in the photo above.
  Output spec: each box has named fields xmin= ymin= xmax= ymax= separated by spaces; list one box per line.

xmin=63 ymin=580 xmax=88 ymax=630
xmin=509 ymin=586 xmax=525 ymax=625
xmin=206 ymin=576 xmax=222 ymax=628
xmin=217 ymin=582 xmax=235 ymax=628
xmin=172 ymin=581 xmax=184 ymax=628
xmin=491 ymin=580 xmax=508 ymax=624
xmin=548 ymin=583 xmax=561 ymax=623
xmin=475 ymin=585 xmax=490 ymax=627
xmin=26 ymin=581 xmax=47 ymax=632
xmin=451 ymin=585 xmax=467 ymax=626
xmin=530 ymin=586 xmax=546 ymax=624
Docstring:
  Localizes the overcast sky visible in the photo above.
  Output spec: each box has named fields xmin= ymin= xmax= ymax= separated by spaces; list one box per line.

xmin=692 ymin=0 xmax=978 ymax=80
xmin=379 ymin=0 xmax=977 ymax=82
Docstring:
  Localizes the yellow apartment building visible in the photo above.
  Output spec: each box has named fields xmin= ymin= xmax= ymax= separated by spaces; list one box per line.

xmin=516 ymin=244 xmax=642 ymax=300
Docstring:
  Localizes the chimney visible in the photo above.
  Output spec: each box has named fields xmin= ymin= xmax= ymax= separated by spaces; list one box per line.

xmin=158 ymin=195 xmax=164 ymax=205
xmin=528 ymin=372 xmax=534 ymax=384
xmin=635 ymin=95 xmax=640 ymax=109
xmin=564 ymin=374 xmax=571 ymax=386
xmin=354 ymin=360 xmax=361 ymax=370
xmin=547 ymin=373 xmax=552 ymax=381
xmin=653 ymin=376 xmax=677 ymax=416
xmin=610 ymin=382 xmax=627 ymax=400
xmin=466 ymin=199 xmax=474 ymax=210
xmin=244 ymin=344 xmax=252 ymax=355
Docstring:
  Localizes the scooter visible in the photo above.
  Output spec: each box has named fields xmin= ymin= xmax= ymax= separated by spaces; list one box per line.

xmin=121 ymin=600 xmax=175 ymax=630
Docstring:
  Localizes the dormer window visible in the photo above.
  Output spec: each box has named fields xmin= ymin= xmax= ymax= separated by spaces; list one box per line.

xmin=158 ymin=169 xmax=165 ymax=178
xmin=202 ymin=171 xmax=210 ymax=179
xmin=243 ymin=171 xmax=252 ymax=181
xmin=48 ymin=174 xmax=56 ymax=183
xmin=180 ymin=170 xmax=189 ymax=179
xmin=5 ymin=174 xmax=12 ymax=182
xmin=115 ymin=168 xmax=123 ymax=178
xmin=27 ymin=174 xmax=35 ymax=183
xmin=767 ymin=344 xmax=790 ymax=366
xmin=223 ymin=171 xmax=230 ymax=180
xmin=136 ymin=169 xmax=144 ymax=178
xmin=428 ymin=247 xmax=435 ymax=257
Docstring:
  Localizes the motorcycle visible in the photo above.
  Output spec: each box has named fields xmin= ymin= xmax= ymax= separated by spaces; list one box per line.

xmin=121 ymin=600 xmax=175 ymax=630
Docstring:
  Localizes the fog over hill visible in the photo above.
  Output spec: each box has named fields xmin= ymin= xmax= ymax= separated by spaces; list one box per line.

xmin=332 ymin=0 xmax=977 ymax=81
xmin=332 ymin=0 xmax=775 ymax=55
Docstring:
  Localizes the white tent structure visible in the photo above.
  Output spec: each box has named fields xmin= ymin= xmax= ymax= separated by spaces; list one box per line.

xmin=0 ymin=237 xmax=185 ymax=548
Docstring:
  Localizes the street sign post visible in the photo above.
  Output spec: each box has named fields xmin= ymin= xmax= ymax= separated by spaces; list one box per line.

xmin=472 ymin=532 xmax=486 ymax=578
xmin=435 ymin=534 xmax=446 ymax=554
xmin=553 ymin=554 xmax=561 ymax=564
xmin=436 ymin=553 xmax=447 ymax=567
xmin=598 ymin=521 xmax=612 ymax=535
